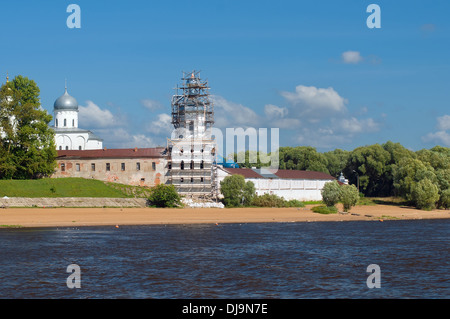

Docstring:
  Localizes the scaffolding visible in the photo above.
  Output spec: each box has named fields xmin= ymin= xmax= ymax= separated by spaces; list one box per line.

xmin=168 ymin=71 xmax=218 ymax=199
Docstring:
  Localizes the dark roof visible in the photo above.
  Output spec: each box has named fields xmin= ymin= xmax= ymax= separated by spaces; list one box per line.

xmin=222 ymin=167 xmax=335 ymax=180
xmin=57 ymin=147 xmax=166 ymax=159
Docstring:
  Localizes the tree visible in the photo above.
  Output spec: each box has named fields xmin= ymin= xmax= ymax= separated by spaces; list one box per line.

xmin=439 ymin=188 xmax=450 ymax=209
xmin=220 ymin=174 xmax=255 ymax=207
xmin=279 ymin=146 xmax=329 ymax=173
xmin=411 ymin=178 xmax=439 ymax=211
xmin=340 ymin=184 xmax=359 ymax=212
xmin=0 ymin=75 xmax=57 ymax=179
xmin=344 ymin=144 xmax=391 ymax=196
xmin=321 ymin=180 xmax=341 ymax=207
xmin=323 ymin=149 xmax=350 ymax=178
xmin=147 ymin=184 xmax=181 ymax=208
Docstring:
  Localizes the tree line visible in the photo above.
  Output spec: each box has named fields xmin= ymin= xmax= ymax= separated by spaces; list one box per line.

xmin=233 ymin=143 xmax=450 ymax=210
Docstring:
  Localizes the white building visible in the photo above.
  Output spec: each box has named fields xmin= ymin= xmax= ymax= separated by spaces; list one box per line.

xmin=217 ymin=166 xmax=336 ymax=201
xmin=52 ymin=86 xmax=103 ymax=150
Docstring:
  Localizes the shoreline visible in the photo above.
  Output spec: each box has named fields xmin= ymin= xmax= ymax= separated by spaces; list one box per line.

xmin=0 ymin=204 xmax=449 ymax=228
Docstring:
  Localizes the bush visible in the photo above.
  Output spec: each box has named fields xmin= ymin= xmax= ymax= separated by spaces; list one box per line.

xmin=439 ymin=188 xmax=450 ymax=209
xmin=220 ymin=175 xmax=255 ymax=207
xmin=340 ymin=184 xmax=360 ymax=212
xmin=147 ymin=184 xmax=181 ymax=208
xmin=411 ymin=178 xmax=439 ymax=210
xmin=321 ymin=181 xmax=341 ymax=207
xmin=251 ymin=193 xmax=286 ymax=207
xmin=285 ymin=199 xmax=305 ymax=208
xmin=311 ymin=205 xmax=338 ymax=214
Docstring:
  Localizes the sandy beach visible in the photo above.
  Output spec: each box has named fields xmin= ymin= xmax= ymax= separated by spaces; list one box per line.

xmin=0 ymin=204 xmax=449 ymax=228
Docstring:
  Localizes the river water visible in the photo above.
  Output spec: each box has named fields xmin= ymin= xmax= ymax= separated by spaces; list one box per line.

xmin=0 ymin=219 xmax=448 ymax=299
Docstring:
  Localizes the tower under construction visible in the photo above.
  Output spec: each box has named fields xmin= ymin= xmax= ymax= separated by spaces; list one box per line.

xmin=167 ymin=71 xmax=217 ymax=198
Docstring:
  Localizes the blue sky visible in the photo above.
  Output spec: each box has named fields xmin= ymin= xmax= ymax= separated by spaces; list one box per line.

xmin=1 ymin=0 xmax=449 ymax=152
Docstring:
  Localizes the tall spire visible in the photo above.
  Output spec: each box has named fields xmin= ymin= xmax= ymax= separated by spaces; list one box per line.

xmin=6 ymin=71 xmax=9 ymax=83
xmin=65 ymin=78 xmax=67 ymax=92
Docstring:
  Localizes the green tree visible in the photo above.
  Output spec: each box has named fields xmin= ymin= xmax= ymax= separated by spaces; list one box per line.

xmin=411 ymin=178 xmax=439 ymax=211
xmin=439 ymin=188 xmax=450 ymax=209
xmin=147 ymin=184 xmax=181 ymax=208
xmin=220 ymin=174 xmax=255 ymax=207
xmin=344 ymin=144 xmax=391 ymax=196
xmin=0 ymin=75 xmax=57 ymax=179
xmin=321 ymin=180 xmax=341 ymax=207
xmin=323 ymin=148 xmax=350 ymax=178
xmin=279 ymin=146 xmax=329 ymax=173
xmin=340 ymin=184 xmax=359 ymax=212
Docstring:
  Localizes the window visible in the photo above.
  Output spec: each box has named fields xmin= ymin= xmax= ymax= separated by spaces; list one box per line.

xmin=200 ymin=160 xmax=204 ymax=169
xmin=76 ymin=163 xmax=80 ymax=172
xmin=65 ymin=146 xmax=69 ymax=150
xmin=56 ymin=119 xmax=58 ymax=127
xmin=180 ymin=161 xmax=184 ymax=170
xmin=64 ymin=119 xmax=67 ymax=127
xmin=78 ymin=146 xmax=82 ymax=150
xmin=168 ymin=162 xmax=172 ymax=170
xmin=121 ymin=163 xmax=126 ymax=171
xmin=91 ymin=163 xmax=95 ymax=171
xmin=190 ymin=160 xmax=194 ymax=170
xmin=152 ymin=162 xmax=156 ymax=170
xmin=190 ymin=177 xmax=194 ymax=183
xmin=59 ymin=146 xmax=62 ymax=150
xmin=136 ymin=162 xmax=141 ymax=171
xmin=106 ymin=163 xmax=111 ymax=171
xmin=61 ymin=163 xmax=65 ymax=172
xmin=72 ymin=119 xmax=75 ymax=127
xmin=200 ymin=177 xmax=204 ymax=183
xmin=180 ymin=177 xmax=184 ymax=183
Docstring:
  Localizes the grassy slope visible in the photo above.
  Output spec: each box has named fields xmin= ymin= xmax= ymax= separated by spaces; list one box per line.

xmin=0 ymin=178 xmax=149 ymax=198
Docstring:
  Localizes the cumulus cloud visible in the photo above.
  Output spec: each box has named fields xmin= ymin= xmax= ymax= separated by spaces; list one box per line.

xmin=437 ymin=114 xmax=450 ymax=131
xmin=334 ymin=117 xmax=380 ymax=134
xmin=211 ymin=95 xmax=261 ymax=128
xmin=264 ymin=104 xmax=288 ymax=118
xmin=147 ymin=113 xmax=173 ymax=135
xmin=280 ymin=85 xmax=348 ymax=116
xmin=141 ymin=99 xmax=163 ymax=111
xmin=422 ymin=115 xmax=450 ymax=146
xmin=78 ymin=100 xmax=118 ymax=128
xmin=341 ymin=51 xmax=363 ymax=64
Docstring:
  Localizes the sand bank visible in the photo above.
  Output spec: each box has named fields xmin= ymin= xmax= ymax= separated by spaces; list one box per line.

xmin=0 ymin=204 xmax=449 ymax=228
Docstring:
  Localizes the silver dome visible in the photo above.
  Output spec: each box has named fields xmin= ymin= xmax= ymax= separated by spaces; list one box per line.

xmin=54 ymin=88 xmax=78 ymax=111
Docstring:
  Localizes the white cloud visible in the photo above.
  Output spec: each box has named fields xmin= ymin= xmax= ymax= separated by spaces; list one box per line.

xmin=280 ymin=85 xmax=348 ymax=116
xmin=422 ymin=115 xmax=450 ymax=146
xmin=147 ymin=113 xmax=173 ymax=135
xmin=423 ymin=131 xmax=450 ymax=147
xmin=341 ymin=51 xmax=363 ymax=64
xmin=335 ymin=117 xmax=380 ymax=134
xmin=141 ymin=99 xmax=163 ymax=111
xmin=264 ymin=104 xmax=288 ymax=118
xmin=79 ymin=101 xmax=117 ymax=128
xmin=437 ymin=114 xmax=450 ymax=131
xmin=211 ymin=95 xmax=261 ymax=128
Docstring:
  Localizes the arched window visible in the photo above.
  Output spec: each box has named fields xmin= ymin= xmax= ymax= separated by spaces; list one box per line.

xmin=180 ymin=160 xmax=184 ymax=170
xmin=56 ymin=119 xmax=58 ymax=127
xmin=72 ymin=119 xmax=75 ymax=127
xmin=200 ymin=160 xmax=204 ymax=169
xmin=190 ymin=160 xmax=194 ymax=169
xmin=64 ymin=119 xmax=67 ymax=127
xmin=65 ymin=146 xmax=69 ymax=150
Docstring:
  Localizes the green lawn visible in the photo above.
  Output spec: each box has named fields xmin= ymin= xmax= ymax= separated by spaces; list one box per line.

xmin=0 ymin=178 xmax=150 ymax=198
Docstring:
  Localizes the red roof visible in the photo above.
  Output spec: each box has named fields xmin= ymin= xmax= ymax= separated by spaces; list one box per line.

xmin=57 ymin=147 xmax=166 ymax=159
xmin=222 ymin=167 xmax=335 ymax=180
xmin=222 ymin=167 xmax=265 ymax=179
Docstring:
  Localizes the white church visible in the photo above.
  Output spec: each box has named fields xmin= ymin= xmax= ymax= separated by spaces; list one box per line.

xmin=52 ymin=85 xmax=103 ymax=150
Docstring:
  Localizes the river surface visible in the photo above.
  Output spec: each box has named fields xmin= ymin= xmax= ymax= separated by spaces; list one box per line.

xmin=0 ymin=219 xmax=448 ymax=298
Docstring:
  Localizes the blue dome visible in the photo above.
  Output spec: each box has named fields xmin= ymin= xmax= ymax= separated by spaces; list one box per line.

xmin=54 ymin=88 xmax=78 ymax=111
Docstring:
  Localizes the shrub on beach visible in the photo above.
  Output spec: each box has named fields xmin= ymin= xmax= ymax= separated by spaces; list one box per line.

xmin=147 ymin=184 xmax=182 ymax=208
xmin=311 ymin=205 xmax=338 ymax=214
xmin=411 ymin=178 xmax=439 ymax=211
xmin=340 ymin=184 xmax=360 ymax=212
xmin=321 ymin=181 xmax=341 ymax=207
